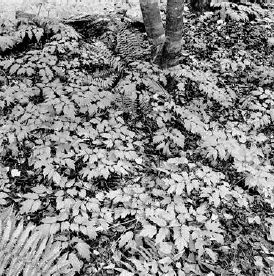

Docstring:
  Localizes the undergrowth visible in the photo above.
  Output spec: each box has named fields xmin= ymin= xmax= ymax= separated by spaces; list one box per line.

xmin=0 ymin=3 xmax=274 ymax=276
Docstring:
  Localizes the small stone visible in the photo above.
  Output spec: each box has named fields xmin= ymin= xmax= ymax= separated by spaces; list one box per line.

xmin=267 ymin=37 xmax=274 ymax=47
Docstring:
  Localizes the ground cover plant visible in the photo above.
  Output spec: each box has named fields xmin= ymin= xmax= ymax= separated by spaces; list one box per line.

xmin=0 ymin=0 xmax=274 ymax=275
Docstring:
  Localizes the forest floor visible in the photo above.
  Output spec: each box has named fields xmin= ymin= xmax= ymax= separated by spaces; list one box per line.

xmin=0 ymin=2 xmax=274 ymax=276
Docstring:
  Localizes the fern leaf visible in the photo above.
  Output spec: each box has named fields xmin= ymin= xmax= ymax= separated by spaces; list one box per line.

xmin=44 ymin=252 xmax=71 ymax=276
xmin=0 ymin=219 xmax=24 ymax=274
xmin=116 ymin=29 xmax=150 ymax=63
xmin=0 ymin=254 xmax=10 ymax=275
xmin=12 ymin=223 xmax=35 ymax=257
xmin=0 ymin=215 xmax=12 ymax=248
xmin=22 ymin=232 xmax=42 ymax=275
xmin=7 ymin=219 xmax=24 ymax=251
xmin=40 ymin=240 xmax=63 ymax=273
xmin=0 ymin=209 xmax=68 ymax=276
xmin=0 ymin=215 xmax=2 ymax=240
xmin=6 ymin=258 xmax=25 ymax=276
xmin=32 ymin=234 xmax=49 ymax=264
xmin=19 ymin=230 xmax=40 ymax=258
xmin=23 ymin=262 xmax=39 ymax=276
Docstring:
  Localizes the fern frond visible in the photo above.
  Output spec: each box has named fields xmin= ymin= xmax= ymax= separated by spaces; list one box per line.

xmin=92 ymin=68 xmax=114 ymax=79
xmin=22 ymin=233 xmax=42 ymax=275
xmin=45 ymin=252 xmax=71 ymax=276
xmin=40 ymin=240 xmax=63 ymax=271
xmin=116 ymin=29 xmax=150 ymax=63
xmin=114 ymin=81 xmax=151 ymax=118
xmin=0 ymin=208 xmax=70 ymax=276
xmin=89 ymin=73 xmax=117 ymax=89
xmin=0 ymin=213 xmax=12 ymax=247
xmin=87 ymin=41 xmax=124 ymax=73
xmin=115 ymin=82 xmax=138 ymax=114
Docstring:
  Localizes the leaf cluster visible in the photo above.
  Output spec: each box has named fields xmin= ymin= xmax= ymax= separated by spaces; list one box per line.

xmin=0 ymin=7 xmax=274 ymax=276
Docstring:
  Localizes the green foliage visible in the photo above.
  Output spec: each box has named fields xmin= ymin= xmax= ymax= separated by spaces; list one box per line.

xmin=0 ymin=5 xmax=274 ymax=276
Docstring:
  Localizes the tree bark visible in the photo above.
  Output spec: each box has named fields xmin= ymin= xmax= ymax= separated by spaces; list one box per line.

xmin=139 ymin=0 xmax=165 ymax=63
xmin=161 ymin=0 xmax=184 ymax=68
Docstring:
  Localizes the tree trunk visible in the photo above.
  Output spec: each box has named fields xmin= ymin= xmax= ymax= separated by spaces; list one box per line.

xmin=139 ymin=0 xmax=165 ymax=63
xmin=161 ymin=0 xmax=184 ymax=68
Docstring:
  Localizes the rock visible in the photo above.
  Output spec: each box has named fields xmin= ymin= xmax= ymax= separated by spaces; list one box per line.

xmin=267 ymin=37 xmax=274 ymax=47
